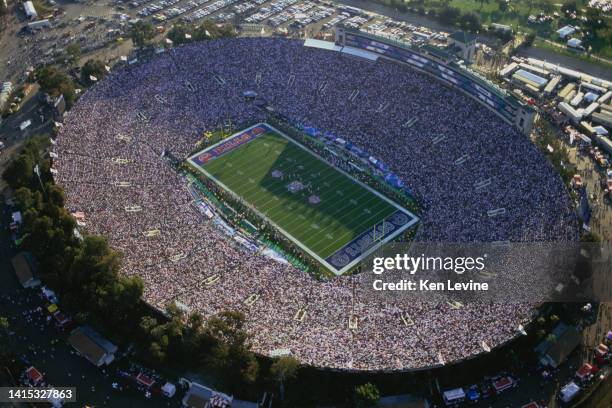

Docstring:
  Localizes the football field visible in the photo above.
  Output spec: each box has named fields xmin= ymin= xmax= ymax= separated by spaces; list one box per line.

xmin=188 ymin=123 xmax=417 ymax=274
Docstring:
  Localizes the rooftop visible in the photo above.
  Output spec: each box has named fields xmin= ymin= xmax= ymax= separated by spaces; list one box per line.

xmin=449 ymin=30 xmax=476 ymax=44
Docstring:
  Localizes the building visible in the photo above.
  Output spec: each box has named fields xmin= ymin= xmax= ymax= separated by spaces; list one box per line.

xmin=557 ymin=25 xmax=576 ymax=39
xmin=182 ymin=382 xmax=232 ymax=408
xmin=535 ymin=323 xmax=581 ymax=368
xmin=181 ymin=380 xmax=258 ymax=408
xmin=511 ymin=69 xmax=549 ymax=95
xmin=447 ymin=31 xmax=477 ymax=63
xmin=23 ymin=1 xmax=38 ymax=20
xmin=490 ymin=23 xmax=513 ymax=35
xmin=11 ymin=252 xmax=40 ymax=288
xmin=68 ymin=326 xmax=117 ymax=366
xmin=28 ymin=19 xmax=51 ymax=31
xmin=567 ymin=38 xmax=583 ymax=49
xmin=0 ymin=82 xmax=12 ymax=112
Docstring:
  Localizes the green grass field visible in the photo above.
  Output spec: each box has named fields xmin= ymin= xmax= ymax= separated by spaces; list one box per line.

xmin=190 ymin=126 xmax=411 ymax=269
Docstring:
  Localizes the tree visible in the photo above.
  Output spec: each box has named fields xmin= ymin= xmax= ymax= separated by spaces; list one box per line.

xmin=355 ymin=383 xmax=380 ymax=408
xmin=167 ymin=24 xmax=192 ymax=45
xmin=2 ymin=154 xmax=34 ymax=189
xmin=525 ymin=0 xmax=537 ymax=13
xmin=81 ymin=59 xmax=107 ymax=84
xmin=2 ymin=134 xmax=51 ymax=190
xmin=270 ymin=356 xmax=299 ymax=402
xmin=584 ymin=7 xmax=607 ymax=32
xmin=438 ymin=6 xmax=461 ymax=25
xmin=478 ymin=0 xmax=490 ymax=10
xmin=36 ymin=66 xmax=76 ymax=106
xmin=497 ymin=0 xmax=509 ymax=12
xmin=65 ymin=43 xmax=81 ymax=64
xmin=562 ymin=0 xmax=577 ymax=15
xmin=130 ymin=21 xmax=155 ymax=47
xmin=539 ymin=0 xmax=555 ymax=13
xmin=202 ymin=311 xmax=259 ymax=389
xmin=460 ymin=12 xmax=482 ymax=32
xmin=193 ymin=20 xmax=236 ymax=41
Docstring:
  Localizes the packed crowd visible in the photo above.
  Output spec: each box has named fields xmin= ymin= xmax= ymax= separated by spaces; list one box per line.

xmin=53 ymin=38 xmax=578 ymax=371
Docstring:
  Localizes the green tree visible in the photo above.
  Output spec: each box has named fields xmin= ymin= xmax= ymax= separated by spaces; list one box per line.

xmin=438 ymin=6 xmax=461 ymax=25
xmin=167 ymin=24 xmax=192 ymax=45
xmin=203 ymin=311 xmax=259 ymax=389
xmin=130 ymin=21 xmax=155 ymax=47
xmin=539 ymin=0 xmax=555 ymax=13
xmin=65 ymin=43 xmax=81 ymax=64
xmin=460 ymin=12 xmax=482 ymax=32
xmin=2 ymin=154 xmax=34 ymax=189
xmin=562 ymin=0 xmax=577 ymax=14
xmin=478 ymin=0 xmax=490 ymax=10
xmin=2 ymin=134 xmax=51 ymax=190
xmin=355 ymin=383 xmax=380 ymax=408
xmin=525 ymin=0 xmax=537 ymax=13
xmin=497 ymin=0 xmax=509 ymax=12
xmin=36 ymin=66 xmax=76 ymax=106
xmin=270 ymin=356 xmax=299 ymax=402
xmin=193 ymin=20 xmax=236 ymax=40
xmin=81 ymin=59 xmax=107 ymax=84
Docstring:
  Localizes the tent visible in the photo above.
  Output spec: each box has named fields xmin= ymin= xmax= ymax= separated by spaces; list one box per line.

xmin=136 ymin=372 xmax=155 ymax=388
xmin=26 ymin=366 xmax=43 ymax=385
xmin=42 ymin=286 xmax=58 ymax=303
xmin=556 ymin=25 xmax=576 ymax=39
xmin=594 ymin=126 xmax=608 ymax=136
xmin=303 ymin=126 xmax=319 ymax=137
xmin=559 ymin=381 xmax=580 ymax=403
xmin=19 ymin=120 xmax=31 ymax=131
xmin=493 ymin=376 xmax=515 ymax=393
xmin=12 ymin=211 xmax=22 ymax=224
xmin=575 ymin=363 xmax=597 ymax=382
xmin=442 ymin=388 xmax=465 ymax=405
xmin=161 ymin=382 xmax=176 ymax=398
xmin=466 ymin=386 xmax=480 ymax=402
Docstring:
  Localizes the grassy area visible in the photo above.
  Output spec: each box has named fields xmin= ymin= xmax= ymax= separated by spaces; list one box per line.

xmin=418 ymin=0 xmax=611 ymax=59
xmin=533 ymin=37 xmax=612 ymax=69
xmin=31 ymin=0 xmax=53 ymax=15
xmin=189 ymin=126 xmax=410 ymax=266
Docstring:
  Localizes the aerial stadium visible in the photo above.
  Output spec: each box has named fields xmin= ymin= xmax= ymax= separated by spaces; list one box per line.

xmin=52 ymin=32 xmax=578 ymax=372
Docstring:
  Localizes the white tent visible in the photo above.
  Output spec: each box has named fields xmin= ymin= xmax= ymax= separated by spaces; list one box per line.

xmin=557 ymin=25 xmax=576 ymax=39
xmin=23 ymin=1 xmax=38 ymax=20
xmin=560 ymin=381 xmax=580 ymax=403
xmin=161 ymin=382 xmax=176 ymax=398
xmin=20 ymin=120 xmax=32 ymax=131
xmin=594 ymin=126 xmax=608 ymax=135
